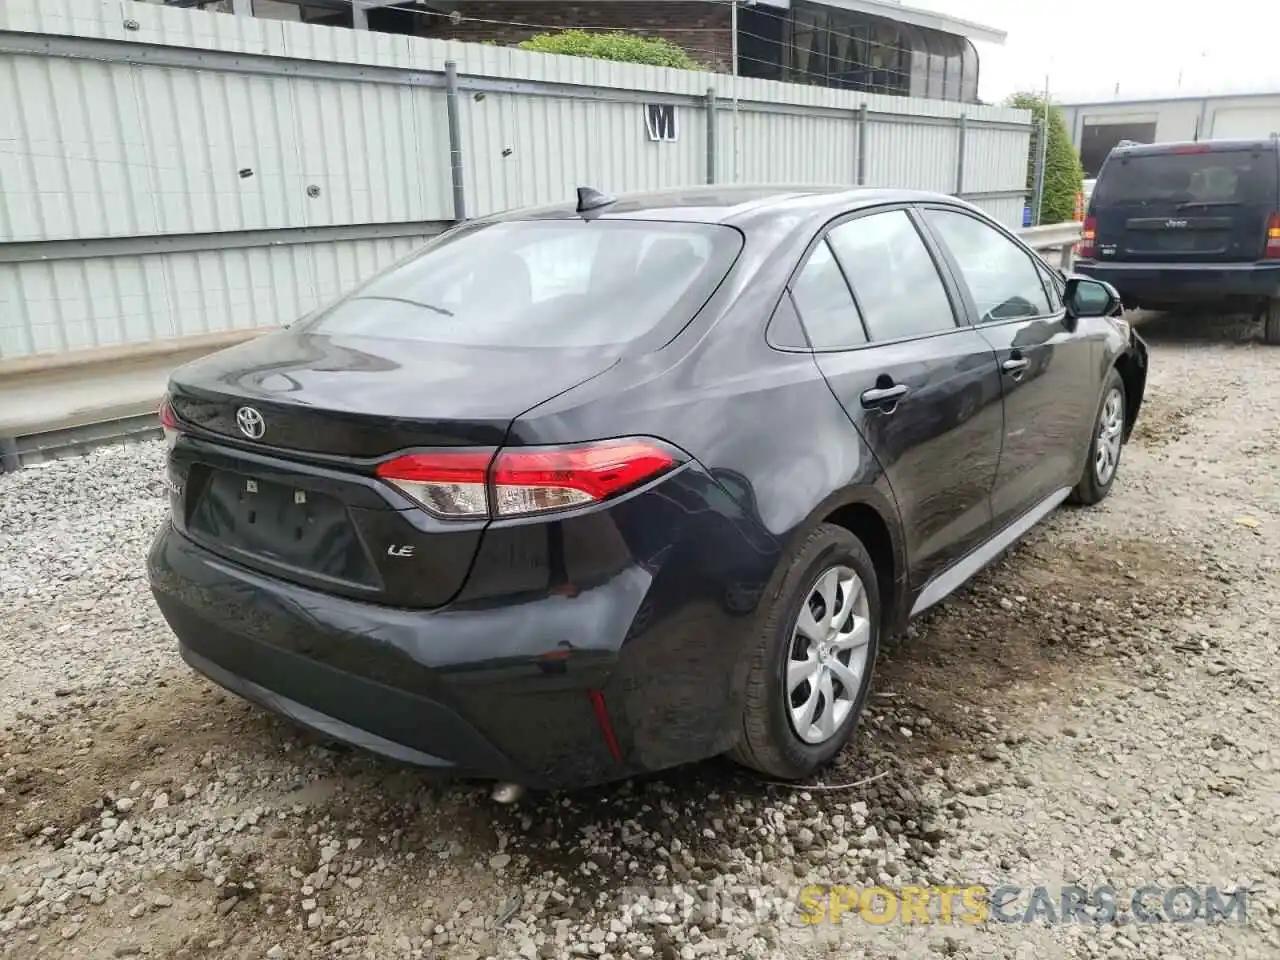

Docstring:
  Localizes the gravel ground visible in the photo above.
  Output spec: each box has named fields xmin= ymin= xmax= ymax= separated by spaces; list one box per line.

xmin=2 ymin=311 xmax=1278 ymax=960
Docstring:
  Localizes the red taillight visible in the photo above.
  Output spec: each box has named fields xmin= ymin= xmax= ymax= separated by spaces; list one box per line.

xmin=375 ymin=449 xmax=494 ymax=518
xmin=1266 ymin=213 xmax=1280 ymax=259
xmin=1168 ymin=143 xmax=1212 ymax=155
xmin=492 ymin=440 xmax=677 ymax=516
xmin=375 ymin=439 xmax=681 ymax=519
xmin=1078 ymin=215 xmax=1097 ymax=258
xmin=158 ymin=398 xmax=180 ymax=450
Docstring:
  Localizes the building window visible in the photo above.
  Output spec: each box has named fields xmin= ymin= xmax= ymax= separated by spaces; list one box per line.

xmin=868 ymin=19 xmax=909 ymax=97
xmin=927 ymin=49 xmax=945 ymax=99
xmin=738 ymin=4 xmax=786 ymax=82
xmin=744 ymin=1 xmax=978 ymax=103
xmin=902 ymin=26 xmax=930 ymax=99
xmin=942 ymin=39 xmax=962 ymax=100
xmin=960 ymin=39 xmax=980 ymax=104
xmin=789 ymin=4 xmax=820 ymax=82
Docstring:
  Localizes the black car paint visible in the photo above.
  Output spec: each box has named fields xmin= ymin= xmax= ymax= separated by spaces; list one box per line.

xmin=149 ymin=186 xmax=1148 ymax=789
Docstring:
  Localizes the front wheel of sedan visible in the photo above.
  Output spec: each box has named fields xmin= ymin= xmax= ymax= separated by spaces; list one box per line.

xmin=729 ymin=523 xmax=880 ymax=780
xmin=1070 ymin=368 xmax=1126 ymax=506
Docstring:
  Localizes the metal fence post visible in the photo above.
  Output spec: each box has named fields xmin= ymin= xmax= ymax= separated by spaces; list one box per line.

xmin=855 ymin=104 xmax=868 ymax=186
xmin=351 ymin=2 xmax=369 ymax=29
xmin=955 ymin=114 xmax=967 ymax=195
xmin=1031 ymin=110 xmax=1047 ymax=226
xmin=231 ymin=0 xmax=253 ymax=16
xmin=0 ymin=437 xmax=18 ymax=474
xmin=444 ymin=61 xmax=467 ymax=222
xmin=705 ymin=88 xmax=717 ymax=185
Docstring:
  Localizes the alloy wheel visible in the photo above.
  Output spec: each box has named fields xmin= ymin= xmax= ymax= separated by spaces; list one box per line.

xmin=785 ymin=564 xmax=872 ymax=745
xmin=1094 ymin=387 xmax=1124 ymax=486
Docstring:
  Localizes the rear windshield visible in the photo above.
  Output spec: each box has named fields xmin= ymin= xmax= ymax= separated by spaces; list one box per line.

xmin=305 ymin=219 xmax=742 ymax=349
xmin=1095 ymin=149 xmax=1275 ymax=206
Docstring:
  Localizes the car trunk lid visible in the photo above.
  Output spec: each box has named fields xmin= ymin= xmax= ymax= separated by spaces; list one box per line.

xmin=165 ymin=328 xmax=619 ymax=608
xmin=168 ymin=327 xmax=619 ymax=457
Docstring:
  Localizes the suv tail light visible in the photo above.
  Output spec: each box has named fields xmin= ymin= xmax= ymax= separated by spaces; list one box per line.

xmin=1078 ymin=215 xmax=1097 ymax=258
xmin=158 ymin=397 xmax=181 ymax=450
xmin=376 ymin=439 xmax=683 ymax=519
xmin=1266 ymin=213 xmax=1280 ymax=259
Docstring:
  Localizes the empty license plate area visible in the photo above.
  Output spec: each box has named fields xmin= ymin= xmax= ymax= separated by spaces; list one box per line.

xmin=189 ymin=468 xmax=378 ymax=587
xmin=1154 ymin=232 xmax=1203 ymax=252
xmin=1127 ymin=230 xmax=1227 ymax=255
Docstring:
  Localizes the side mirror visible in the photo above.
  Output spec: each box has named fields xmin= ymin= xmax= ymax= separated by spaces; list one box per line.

xmin=1064 ymin=276 xmax=1121 ymax=319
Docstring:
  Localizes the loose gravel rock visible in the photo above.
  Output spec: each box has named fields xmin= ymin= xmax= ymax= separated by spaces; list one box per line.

xmin=2 ymin=311 xmax=1278 ymax=959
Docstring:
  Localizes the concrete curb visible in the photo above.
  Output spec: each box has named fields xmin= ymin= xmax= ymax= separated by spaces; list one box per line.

xmin=0 ymin=328 xmax=276 ymax=378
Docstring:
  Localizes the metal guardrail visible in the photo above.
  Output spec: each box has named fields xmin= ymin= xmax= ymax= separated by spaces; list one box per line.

xmin=1020 ymin=221 xmax=1085 ymax=249
xmin=0 ymin=221 xmax=1088 ymax=471
xmin=1021 ymin=221 xmax=1084 ymax=270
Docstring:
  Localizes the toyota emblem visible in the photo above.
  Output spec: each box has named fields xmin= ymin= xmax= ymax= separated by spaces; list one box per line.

xmin=235 ymin=406 xmax=266 ymax=440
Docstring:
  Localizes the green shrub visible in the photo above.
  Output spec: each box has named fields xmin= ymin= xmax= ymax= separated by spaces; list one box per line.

xmin=518 ymin=30 xmax=700 ymax=70
xmin=1007 ymin=92 xmax=1084 ymax=224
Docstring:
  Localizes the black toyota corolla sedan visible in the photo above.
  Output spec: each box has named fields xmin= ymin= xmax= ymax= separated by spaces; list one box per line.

xmin=149 ymin=186 xmax=1148 ymax=792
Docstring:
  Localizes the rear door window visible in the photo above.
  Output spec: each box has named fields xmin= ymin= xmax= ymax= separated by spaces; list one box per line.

xmin=826 ymin=211 xmax=958 ymax=341
xmin=1095 ymin=149 xmax=1275 ymax=207
xmin=307 ymin=220 xmax=742 ymax=349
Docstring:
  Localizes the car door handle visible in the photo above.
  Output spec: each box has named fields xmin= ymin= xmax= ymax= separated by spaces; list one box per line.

xmin=1002 ymin=357 xmax=1030 ymax=374
xmin=860 ymin=384 xmax=909 ymax=409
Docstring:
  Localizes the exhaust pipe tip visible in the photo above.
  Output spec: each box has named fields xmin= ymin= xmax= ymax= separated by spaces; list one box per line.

xmin=491 ymin=782 xmax=525 ymax=805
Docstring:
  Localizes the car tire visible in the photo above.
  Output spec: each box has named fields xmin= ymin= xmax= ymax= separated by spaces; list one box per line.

xmin=1265 ymin=298 xmax=1280 ymax=345
xmin=1070 ymin=368 xmax=1126 ymax=506
xmin=728 ymin=523 xmax=880 ymax=780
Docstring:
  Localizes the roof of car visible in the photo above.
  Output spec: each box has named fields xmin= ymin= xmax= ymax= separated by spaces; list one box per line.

xmin=496 ymin=185 xmax=976 ymax=226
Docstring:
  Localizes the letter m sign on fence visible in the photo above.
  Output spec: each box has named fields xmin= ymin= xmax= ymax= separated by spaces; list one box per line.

xmin=645 ymin=104 xmax=679 ymax=142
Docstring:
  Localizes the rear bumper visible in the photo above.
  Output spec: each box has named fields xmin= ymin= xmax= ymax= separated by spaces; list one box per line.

xmin=148 ymin=466 xmax=783 ymax=788
xmin=152 ymin=524 xmax=627 ymax=787
xmin=179 ymin=643 xmax=508 ymax=773
xmin=1075 ymin=259 xmax=1280 ymax=305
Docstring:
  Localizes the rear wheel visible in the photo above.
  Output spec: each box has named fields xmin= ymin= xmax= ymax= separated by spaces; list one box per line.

xmin=1070 ymin=368 xmax=1126 ymax=506
xmin=729 ymin=523 xmax=879 ymax=780
xmin=1264 ymin=298 xmax=1280 ymax=345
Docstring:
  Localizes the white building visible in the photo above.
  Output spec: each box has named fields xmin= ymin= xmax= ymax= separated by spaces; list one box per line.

xmin=1059 ymin=92 xmax=1280 ymax=177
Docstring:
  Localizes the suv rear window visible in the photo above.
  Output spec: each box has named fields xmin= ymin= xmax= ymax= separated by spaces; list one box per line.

xmin=1095 ymin=149 xmax=1275 ymax=206
xmin=306 ymin=219 xmax=742 ymax=349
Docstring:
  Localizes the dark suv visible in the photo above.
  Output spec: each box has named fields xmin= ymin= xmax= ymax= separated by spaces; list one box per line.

xmin=1075 ymin=138 xmax=1280 ymax=342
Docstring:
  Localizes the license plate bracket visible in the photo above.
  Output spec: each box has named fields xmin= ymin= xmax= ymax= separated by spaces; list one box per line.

xmin=189 ymin=468 xmax=376 ymax=585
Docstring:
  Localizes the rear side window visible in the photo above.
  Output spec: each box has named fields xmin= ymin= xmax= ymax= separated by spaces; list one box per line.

xmin=827 ymin=211 xmax=957 ymax=341
xmin=306 ymin=220 xmax=742 ymax=349
xmin=1095 ymin=149 xmax=1275 ymax=206
xmin=790 ymin=240 xmax=866 ymax=350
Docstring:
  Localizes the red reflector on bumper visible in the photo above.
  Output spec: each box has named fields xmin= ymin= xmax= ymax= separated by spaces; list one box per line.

xmin=588 ymin=690 xmax=623 ymax=763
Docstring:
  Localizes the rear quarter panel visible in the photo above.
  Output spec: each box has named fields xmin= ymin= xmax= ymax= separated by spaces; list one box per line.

xmin=493 ymin=235 xmax=906 ymax=766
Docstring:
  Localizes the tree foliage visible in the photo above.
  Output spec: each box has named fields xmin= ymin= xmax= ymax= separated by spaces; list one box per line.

xmin=1007 ymin=92 xmax=1084 ymax=224
xmin=518 ymin=30 xmax=700 ymax=70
